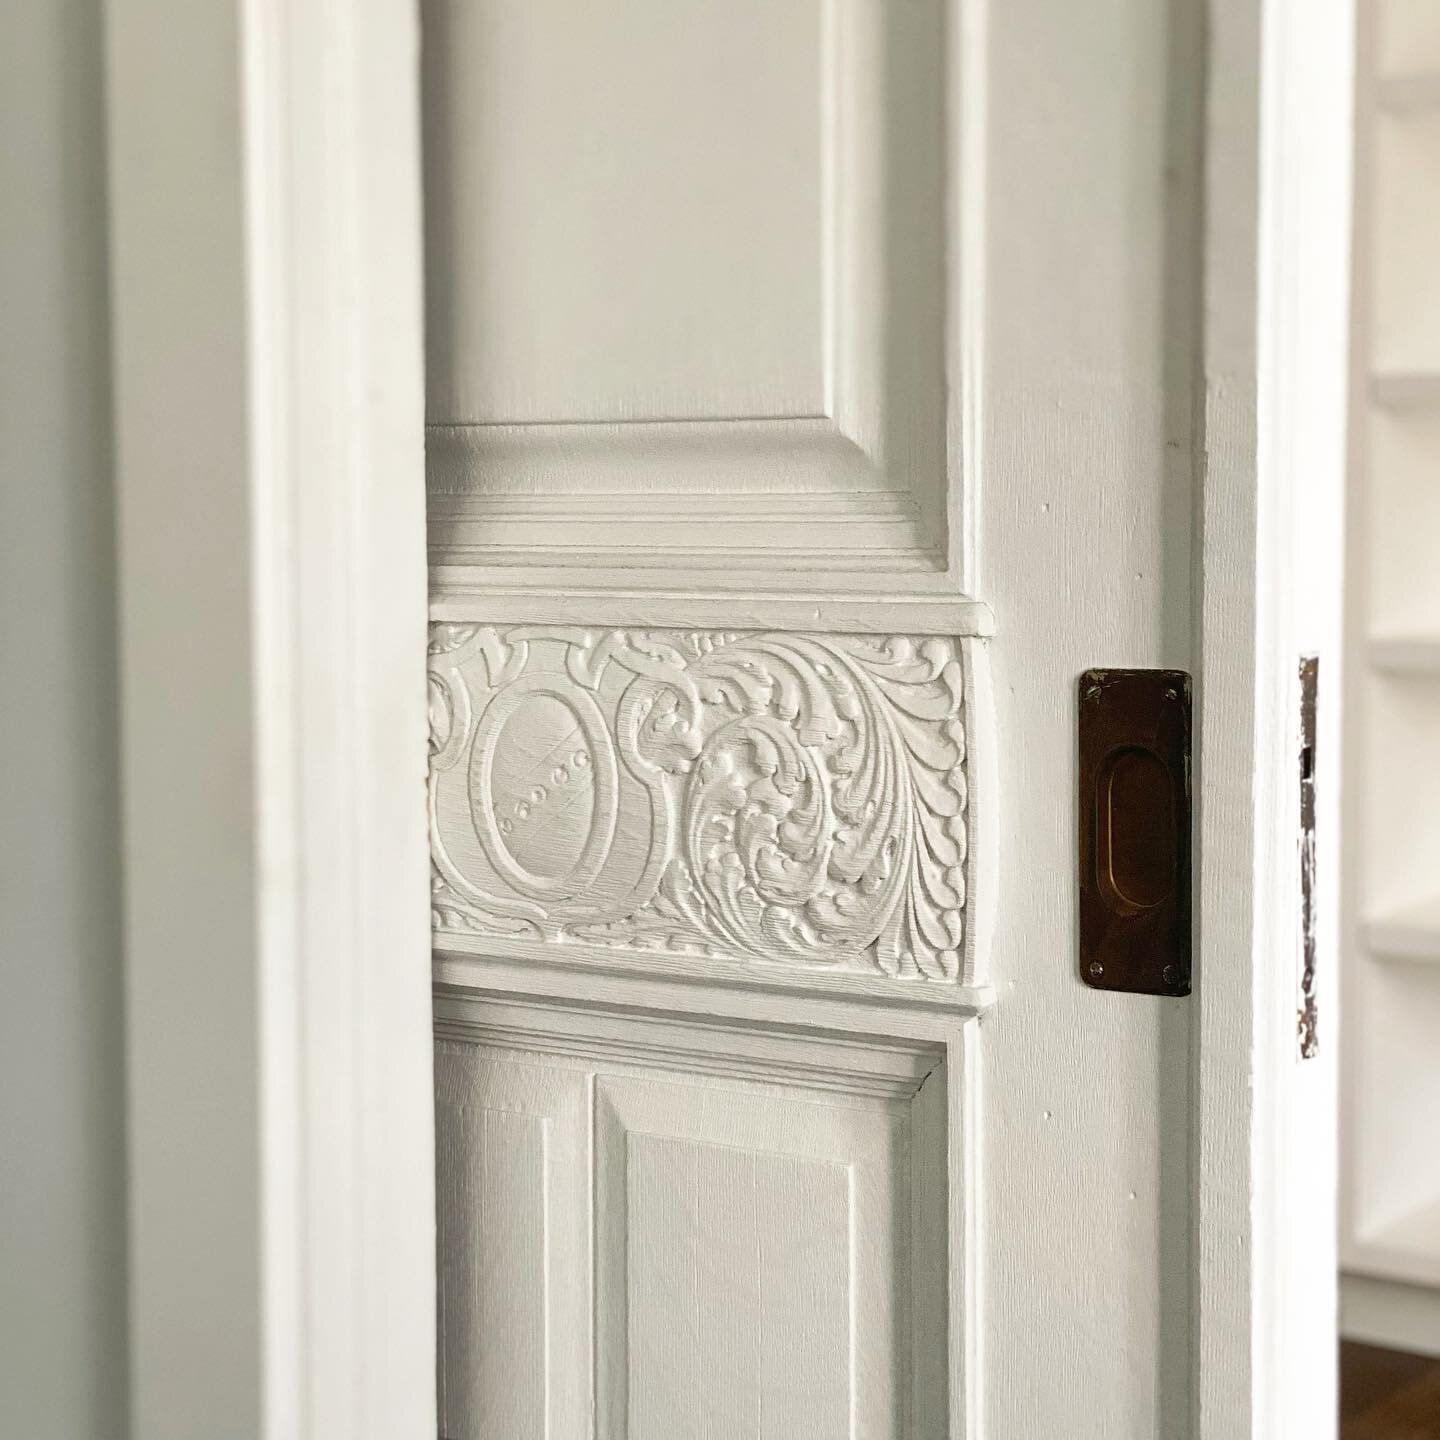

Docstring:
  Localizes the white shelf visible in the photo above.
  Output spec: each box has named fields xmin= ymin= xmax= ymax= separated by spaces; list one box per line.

xmin=1378 ymin=72 xmax=1440 ymax=114
xmin=1342 ymin=1273 xmax=1440 ymax=1357
xmin=1347 ymin=1202 xmax=1440 ymax=1291
xmin=1370 ymin=635 xmax=1440 ymax=675
xmin=1371 ymin=371 xmax=1440 ymax=410
xmin=1375 ymin=1195 xmax=1440 ymax=1266
xmin=1365 ymin=896 xmax=1440 ymax=963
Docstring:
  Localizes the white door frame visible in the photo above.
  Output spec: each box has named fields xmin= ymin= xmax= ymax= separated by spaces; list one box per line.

xmin=1197 ymin=2 xmax=1352 ymax=1436
xmin=104 ymin=2 xmax=1350 ymax=1437
xmin=105 ymin=0 xmax=434 ymax=1435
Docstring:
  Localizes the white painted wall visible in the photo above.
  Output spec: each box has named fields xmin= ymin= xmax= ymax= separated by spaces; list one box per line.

xmin=0 ymin=1 xmax=128 ymax=1435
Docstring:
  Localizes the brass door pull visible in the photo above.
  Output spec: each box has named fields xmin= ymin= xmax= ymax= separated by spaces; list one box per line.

xmin=1078 ymin=669 xmax=1192 ymax=997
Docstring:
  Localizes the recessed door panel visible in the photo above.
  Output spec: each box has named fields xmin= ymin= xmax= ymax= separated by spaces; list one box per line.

xmin=422 ymin=0 xmax=950 ymax=575
xmin=433 ymin=1011 xmax=948 ymax=1440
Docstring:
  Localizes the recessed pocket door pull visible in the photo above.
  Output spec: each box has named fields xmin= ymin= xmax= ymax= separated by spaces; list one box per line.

xmin=1078 ymin=669 xmax=1192 ymax=997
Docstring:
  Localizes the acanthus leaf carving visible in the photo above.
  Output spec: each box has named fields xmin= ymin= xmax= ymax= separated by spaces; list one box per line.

xmin=428 ymin=625 xmax=973 ymax=985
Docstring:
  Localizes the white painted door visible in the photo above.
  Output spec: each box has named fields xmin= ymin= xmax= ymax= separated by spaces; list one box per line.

xmin=418 ymin=1 xmax=1343 ymax=1436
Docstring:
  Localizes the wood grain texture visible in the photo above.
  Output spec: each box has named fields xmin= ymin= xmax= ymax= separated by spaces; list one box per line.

xmin=437 ymin=1107 xmax=548 ymax=1437
xmin=973 ymin=0 xmax=1206 ymax=1425
xmin=594 ymin=1068 xmax=925 ymax=1438
xmin=435 ymin=1047 xmax=592 ymax=1440
xmin=622 ymin=1134 xmax=851 ymax=1440
xmin=434 ymin=1002 xmax=949 ymax=1439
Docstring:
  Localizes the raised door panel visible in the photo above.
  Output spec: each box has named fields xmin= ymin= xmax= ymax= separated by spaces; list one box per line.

xmin=593 ymin=1066 xmax=943 ymax=1439
xmin=422 ymin=0 xmax=951 ymax=577
xmin=619 ymin=1134 xmax=852 ymax=1440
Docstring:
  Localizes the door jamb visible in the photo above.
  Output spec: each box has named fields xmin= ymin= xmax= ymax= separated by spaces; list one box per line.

xmin=1195 ymin=2 xmax=1352 ymax=1437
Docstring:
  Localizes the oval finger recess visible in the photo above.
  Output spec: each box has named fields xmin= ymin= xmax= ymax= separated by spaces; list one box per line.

xmin=1097 ymin=745 xmax=1176 ymax=913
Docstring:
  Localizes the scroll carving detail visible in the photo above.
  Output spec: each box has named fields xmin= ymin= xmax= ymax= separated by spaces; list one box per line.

xmin=429 ymin=626 xmax=970 ymax=984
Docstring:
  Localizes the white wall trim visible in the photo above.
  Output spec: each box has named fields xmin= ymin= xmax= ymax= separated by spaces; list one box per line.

xmin=105 ymin=1 xmax=434 ymax=1435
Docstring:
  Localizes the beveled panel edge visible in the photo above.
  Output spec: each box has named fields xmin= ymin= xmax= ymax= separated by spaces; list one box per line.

xmin=431 ymin=985 xmax=945 ymax=1100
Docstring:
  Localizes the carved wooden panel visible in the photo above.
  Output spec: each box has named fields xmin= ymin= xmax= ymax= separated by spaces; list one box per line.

xmin=429 ymin=623 xmax=975 ymax=989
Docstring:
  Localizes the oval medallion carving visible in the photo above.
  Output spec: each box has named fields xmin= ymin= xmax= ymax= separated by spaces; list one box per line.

xmin=469 ymin=678 xmax=619 ymax=902
xmin=489 ymin=693 xmax=595 ymax=881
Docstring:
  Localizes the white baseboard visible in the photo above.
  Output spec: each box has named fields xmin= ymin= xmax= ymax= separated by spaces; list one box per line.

xmin=1341 ymin=1272 xmax=1440 ymax=1358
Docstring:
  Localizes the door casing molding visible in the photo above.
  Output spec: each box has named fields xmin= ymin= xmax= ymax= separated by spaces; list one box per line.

xmin=105 ymin=0 xmax=434 ymax=1434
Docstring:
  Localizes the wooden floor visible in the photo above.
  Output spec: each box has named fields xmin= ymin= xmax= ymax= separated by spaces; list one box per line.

xmin=1342 ymin=1341 xmax=1440 ymax=1439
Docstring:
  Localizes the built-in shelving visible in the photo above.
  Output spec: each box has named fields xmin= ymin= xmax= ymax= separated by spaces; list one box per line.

xmin=1379 ymin=1198 xmax=1440 ymax=1261
xmin=1369 ymin=634 xmax=1440 ymax=674
xmin=1370 ymin=371 xmax=1440 ymax=410
xmin=1342 ymin=0 xmax=1440 ymax=1355
xmin=1377 ymin=72 xmax=1440 ymax=114
xmin=1364 ymin=897 xmax=1440 ymax=963
xmin=1358 ymin=1198 xmax=1440 ymax=1292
